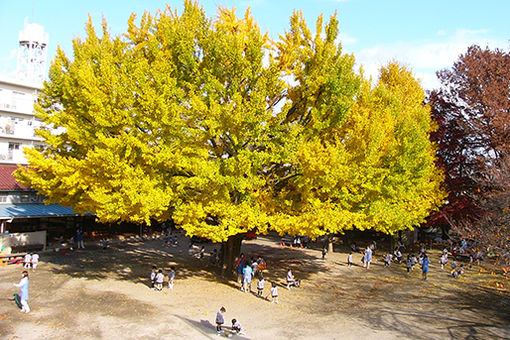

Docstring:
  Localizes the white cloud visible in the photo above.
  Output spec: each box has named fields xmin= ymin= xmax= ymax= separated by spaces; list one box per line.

xmin=340 ymin=33 xmax=356 ymax=44
xmin=352 ymin=29 xmax=508 ymax=90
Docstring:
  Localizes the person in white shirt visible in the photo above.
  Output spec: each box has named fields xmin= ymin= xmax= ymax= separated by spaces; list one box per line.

xmin=14 ymin=271 xmax=30 ymax=313
xmin=347 ymin=252 xmax=353 ymax=267
xmin=257 ymin=274 xmax=264 ymax=296
xmin=150 ymin=266 xmax=157 ymax=289
xmin=286 ymin=268 xmax=295 ymax=290
xmin=270 ymin=282 xmax=278 ymax=304
xmin=231 ymin=318 xmax=245 ymax=335
xmin=23 ymin=254 xmax=32 ymax=269
xmin=155 ymin=269 xmax=164 ymax=291
xmin=31 ymin=253 xmax=39 ymax=269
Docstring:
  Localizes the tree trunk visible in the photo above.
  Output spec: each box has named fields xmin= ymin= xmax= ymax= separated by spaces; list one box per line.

xmin=219 ymin=234 xmax=244 ymax=277
xmin=323 ymin=234 xmax=334 ymax=253
xmin=328 ymin=235 xmax=334 ymax=253
xmin=390 ymin=234 xmax=395 ymax=252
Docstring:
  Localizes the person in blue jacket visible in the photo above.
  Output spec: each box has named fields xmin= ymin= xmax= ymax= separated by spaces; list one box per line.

xmin=422 ymin=254 xmax=430 ymax=280
xmin=236 ymin=253 xmax=245 ymax=286
xmin=14 ymin=270 xmax=30 ymax=313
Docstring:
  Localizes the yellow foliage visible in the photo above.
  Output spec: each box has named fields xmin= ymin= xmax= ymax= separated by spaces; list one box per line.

xmin=16 ymin=2 xmax=444 ymax=242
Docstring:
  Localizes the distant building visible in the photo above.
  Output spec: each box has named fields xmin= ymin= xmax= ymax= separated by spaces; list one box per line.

xmin=0 ymin=77 xmax=45 ymax=164
xmin=0 ymin=164 xmax=85 ymax=236
xmin=0 ymin=21 xmax=93 ymax=239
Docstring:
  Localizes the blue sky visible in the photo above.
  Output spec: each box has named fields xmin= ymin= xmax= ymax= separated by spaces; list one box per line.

xmin=0 ymin=0 xmax=508 ymax=89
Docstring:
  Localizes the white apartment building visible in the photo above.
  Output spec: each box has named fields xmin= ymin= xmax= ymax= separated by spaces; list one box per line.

xmin=0 ymin=21 xmax=48 ymax=165
xmin=0 ymin=22 xmax=93 ymax=241
xmin=0 ymin=78 xmax=45 ymax=164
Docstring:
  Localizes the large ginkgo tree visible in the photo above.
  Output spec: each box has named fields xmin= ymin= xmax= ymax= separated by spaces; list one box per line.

xmin=16 ymin=1 xmax=444 ymax=275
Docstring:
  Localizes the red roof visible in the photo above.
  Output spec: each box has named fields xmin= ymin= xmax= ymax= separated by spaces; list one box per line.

xmin=0 ymin=165 xmax=31 ymax=191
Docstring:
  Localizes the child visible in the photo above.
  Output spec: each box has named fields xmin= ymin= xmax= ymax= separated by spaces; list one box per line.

xmin=347 ymin=252 xmax=353 ymax=267
xmin=364 ymin=246 xmax=372 ymax=269
xmin=270 ymin=282 xmax=278 ymax=304
xmin=216 ymin=307 xmax=226 ymax=334
xmin=384 ymin=253 xmax=393 ymax=267
xmin=411 ymin=254 xmax=418 ymax=270
xmin=23 ymin=253 xmax=32 ymax=269
xmin=168 ymin=266 xmax=176 ymax=290
xmin=322 ymin=247 xmax=327 ymax=260
xmin=439 ymin=254 xmax=447 ymax=270
xmin=452 ymin=264 xmax=465 ymax=278
xmin=422 ymin=254 xmax=429 ymax=280
xmin=406 ymin=255 xmax=413 ymax=273
xmin=150 ymin=266 xmax=157 ymax=289
xmin=286 ymin=268 xmax=295 ymax=290
xmin=450 ymin=260 xmax=458 ymax=275
xmin=251 ymin=258 xmax=259 ymax=276
xmin=31 ymin=253 xmax=39 ymax=270
xmin=101 ymin=238 xmax=108 ymax=250
xmin=13 ymin=271 xmax=30 ymax=313
xmin=68 ymin=236 xmax=74 ymax=251
xmin=155 ymin=269 xmax=164 ymax=291
xmin=231 ymin=318 xmax=245 ymax=335
xmin=394 ymin=249 xmax=403 ymax=263
xmin=257 ymin=273 xmax=264 ymax=297
xmin=200 ymin=246 xmax=205 ymax=259
xmin=242 ymin=263 xmax=253 ymax=292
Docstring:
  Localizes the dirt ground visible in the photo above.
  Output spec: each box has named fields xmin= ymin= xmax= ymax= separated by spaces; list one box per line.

xmin=1 ymin=233 xmax=509 ymax=340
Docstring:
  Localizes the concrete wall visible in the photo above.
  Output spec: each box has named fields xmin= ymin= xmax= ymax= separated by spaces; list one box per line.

xmin=0 ymin=230 xmax=46 ymax=252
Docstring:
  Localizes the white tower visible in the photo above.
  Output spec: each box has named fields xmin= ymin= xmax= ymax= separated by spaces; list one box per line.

xmin=17 ymin=21 xmax=49 ymax=84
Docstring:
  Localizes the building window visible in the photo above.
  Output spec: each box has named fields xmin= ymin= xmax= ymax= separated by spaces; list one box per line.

xmin=0 ymin=195 xmax=7 ymax=203
xmin=8 ymin=142 xmax=20 ymax=150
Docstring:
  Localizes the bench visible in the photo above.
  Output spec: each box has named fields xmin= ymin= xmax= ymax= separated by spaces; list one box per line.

xmin=280 ymin=236 xmax=294 ymax=247
xmin=280 ymin=236 xmax=305 ymax=248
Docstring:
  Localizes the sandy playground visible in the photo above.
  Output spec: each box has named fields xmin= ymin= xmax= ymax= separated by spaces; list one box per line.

xmin=1 ymin=233 xmax=509 ymax=340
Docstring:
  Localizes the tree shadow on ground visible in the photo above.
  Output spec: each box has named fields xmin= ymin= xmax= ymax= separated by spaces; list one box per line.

xmin=1 ymin=285 xmax=156 ymax=340
xmin=308 ymin=263 xmax=510 ymax=340
xmin=41 ymin=234 xmax=330 ymax=291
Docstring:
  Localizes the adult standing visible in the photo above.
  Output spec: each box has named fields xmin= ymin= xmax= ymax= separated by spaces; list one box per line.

xmin=236 ymin=253 xmax=245 ymax=285
xmin=256 ymin=256 xmax=266 ymax=273
xmin=422 ymin=254 xmax=430 ymax=280
xmin=76 ymin=228 xmax=85 ymax=249
xmin=14 ymin=271 xmax=30 ymax=313
xmin=364 ymin=246 xmax=372 ymax=269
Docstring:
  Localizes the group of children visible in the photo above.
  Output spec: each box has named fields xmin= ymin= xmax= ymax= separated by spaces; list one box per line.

xmin=215 ymin=307 xmax=246 ymax=336
xmin=150 ymin=265 xmax=176 ymax=291
xmin=23 ymin=253 xmax=39 ymax=269
xmin=234 ymin=254 xmax=281 ymax=303
xmin=383 ymin=248 xmax=403 ymax=266
xmin=354 ymin=242 xmax=471 ymax=281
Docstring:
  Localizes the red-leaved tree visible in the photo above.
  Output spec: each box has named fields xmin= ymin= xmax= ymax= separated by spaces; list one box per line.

xmin=428 ymin=45 xmax=510 ymax=256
